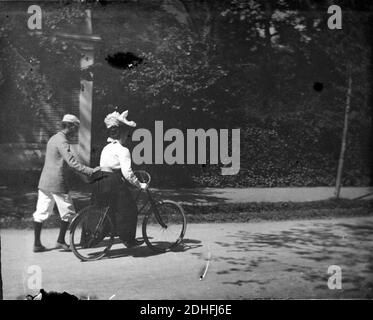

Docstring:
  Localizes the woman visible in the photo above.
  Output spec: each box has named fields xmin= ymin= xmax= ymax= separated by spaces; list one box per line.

xmin=92 ymin=110 xmax=147 ymax=248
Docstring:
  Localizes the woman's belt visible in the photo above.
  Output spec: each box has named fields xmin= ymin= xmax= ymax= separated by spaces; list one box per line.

xmin=101 ymin=167 xmax=122 ymax=175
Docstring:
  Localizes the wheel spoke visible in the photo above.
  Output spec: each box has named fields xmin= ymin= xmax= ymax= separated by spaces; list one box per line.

xmin=143 ymin=201 xmax=186 ymax=252
xmin=70 ymin=206 xmax=114 ymax=261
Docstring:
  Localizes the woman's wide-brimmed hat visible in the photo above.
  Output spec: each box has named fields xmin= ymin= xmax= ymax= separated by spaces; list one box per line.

xmin=104 ymin=110 xmax=136 ymax=129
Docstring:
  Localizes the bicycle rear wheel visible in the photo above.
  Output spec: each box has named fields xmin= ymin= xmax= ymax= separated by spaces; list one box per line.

xmin=142 ymin=200 xmax=187 ymax=252
xmin=70 ymin=205 xmax=115 ymax=261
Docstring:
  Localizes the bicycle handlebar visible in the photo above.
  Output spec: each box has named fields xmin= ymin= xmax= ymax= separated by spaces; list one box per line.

xmin=134 ymin=170 xmax=151 ymax=187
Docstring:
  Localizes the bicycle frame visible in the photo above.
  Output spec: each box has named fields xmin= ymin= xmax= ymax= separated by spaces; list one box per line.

xmin=70 ymin=170 xmax=184 ymax=261
xmin=85 ymin=173 xmax=169 ymax=235
xmin=90 ymin=206 xmax=110 ymax=244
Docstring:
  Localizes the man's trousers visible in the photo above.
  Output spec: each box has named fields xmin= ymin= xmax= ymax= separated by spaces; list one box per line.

xmin=33 ymin=189 xmax=76 ymax=223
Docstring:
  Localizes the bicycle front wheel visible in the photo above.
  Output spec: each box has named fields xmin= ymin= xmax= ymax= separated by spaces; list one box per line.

xmin=142 ymin=200 xmax=187 ymax=252
xmin=70 ymin=205 xmax=115 ymax=261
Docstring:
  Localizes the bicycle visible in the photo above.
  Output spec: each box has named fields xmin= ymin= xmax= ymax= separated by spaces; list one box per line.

xmin=69 ymin=170 xmax=187 ymax=261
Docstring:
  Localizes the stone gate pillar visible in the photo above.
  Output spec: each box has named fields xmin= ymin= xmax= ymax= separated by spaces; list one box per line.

xmin=78 ymin=9 xmax=94 ymax=165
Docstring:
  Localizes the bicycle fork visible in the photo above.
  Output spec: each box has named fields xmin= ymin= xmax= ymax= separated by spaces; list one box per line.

xmin=147 ymin=190 xmax=168 ymax=229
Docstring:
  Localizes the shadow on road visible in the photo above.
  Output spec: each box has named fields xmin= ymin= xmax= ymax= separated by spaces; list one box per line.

xmin=211 ymin=220 xmax=373 ymax=297
xmin=104 ymin=238 xmax=202 ymax=260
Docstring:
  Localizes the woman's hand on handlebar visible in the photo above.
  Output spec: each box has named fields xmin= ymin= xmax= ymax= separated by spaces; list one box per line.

xmin=140 ymin=182 xmax=148 ymax=190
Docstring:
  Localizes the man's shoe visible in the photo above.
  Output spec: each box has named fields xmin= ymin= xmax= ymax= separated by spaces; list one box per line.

xmin=33 ymin=244 xmax=47 ymax=253
xmin=55 ymin=242 xmax=71 ymax=251
xmin=123 ymin=239 xmax=144 ymax=248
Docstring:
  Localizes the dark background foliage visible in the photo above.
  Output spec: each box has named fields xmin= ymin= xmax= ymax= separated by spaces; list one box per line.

xmin=0 ymin=0 xmax=371 ymax=188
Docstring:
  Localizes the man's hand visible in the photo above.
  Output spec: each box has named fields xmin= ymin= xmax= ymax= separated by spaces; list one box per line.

xmin=140 ymin=182 xmax=148 ymax=190
xmin=92 ymin=166 xmax=101 ymax=174
xmin=88 ymin=166 xmax=102 ymax=183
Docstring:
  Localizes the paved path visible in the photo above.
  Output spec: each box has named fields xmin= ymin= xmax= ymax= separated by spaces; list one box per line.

xmin=2 ymin=216 xmax=373 ymax=299
xmin=151 ymin=186 xmax=373 ymax=205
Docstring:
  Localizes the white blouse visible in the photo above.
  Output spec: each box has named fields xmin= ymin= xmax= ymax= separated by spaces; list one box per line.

xmin=99 ymin=138 xmax=140 ymax=187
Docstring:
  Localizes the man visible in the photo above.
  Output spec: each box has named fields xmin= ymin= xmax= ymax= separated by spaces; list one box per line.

xmin=33 ymin=114 xmax=100 ymax=252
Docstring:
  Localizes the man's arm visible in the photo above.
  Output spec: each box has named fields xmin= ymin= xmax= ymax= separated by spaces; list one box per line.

xmin=57 ymin=140 xmax=94 ymax=176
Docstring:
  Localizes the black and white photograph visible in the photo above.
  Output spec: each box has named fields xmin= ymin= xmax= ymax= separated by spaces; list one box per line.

xmin=0 ymin=0 xmax=372 ymax=304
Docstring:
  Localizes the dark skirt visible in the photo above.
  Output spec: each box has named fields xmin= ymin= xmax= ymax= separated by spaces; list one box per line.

xmin=90 ymin=170 xmax=138 ymax=242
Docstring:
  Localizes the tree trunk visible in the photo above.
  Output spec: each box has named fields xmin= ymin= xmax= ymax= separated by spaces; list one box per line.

xmin=368 ymin=14 xmax=373 ymax=186
xmin=334 ymin=66 xmax=352 ymax=198
xmin=261 ymin=1 xmax=273 ymax=111
xmin=0 ymin=233 xmax=3 ymax=300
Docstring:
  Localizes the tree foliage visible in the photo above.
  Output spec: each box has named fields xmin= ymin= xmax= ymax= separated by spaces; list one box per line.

xmin=0 ymin=0 xmax=371 ymax=187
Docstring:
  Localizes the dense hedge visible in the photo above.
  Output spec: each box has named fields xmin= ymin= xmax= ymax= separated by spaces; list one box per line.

xmin=140 ymin=112 xmax=371 ymax=188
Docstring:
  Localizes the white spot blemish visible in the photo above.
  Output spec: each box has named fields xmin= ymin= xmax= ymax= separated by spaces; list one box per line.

xmin=200 ymin=245 xmax=212 ymax=280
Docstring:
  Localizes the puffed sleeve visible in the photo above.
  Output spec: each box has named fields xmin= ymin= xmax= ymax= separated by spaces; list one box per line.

xmin=117 ymin=145 xmax=141 ymax=188
xmin=57 ymin=140 xmax=94 ymax=176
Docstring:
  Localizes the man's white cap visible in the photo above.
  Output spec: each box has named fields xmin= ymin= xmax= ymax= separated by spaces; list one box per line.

xmin=104 ymin=110 xmax=136 ymax=129
xmin=62 ymin=114 xmax=80 ymax=125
